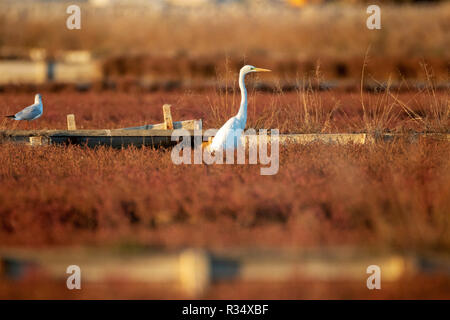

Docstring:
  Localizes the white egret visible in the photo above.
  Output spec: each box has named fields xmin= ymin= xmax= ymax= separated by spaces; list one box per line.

xmin=208 ymin=65 xmax=271 ymax=152
xmin=6 ymin=94 xmax=43 ymax=124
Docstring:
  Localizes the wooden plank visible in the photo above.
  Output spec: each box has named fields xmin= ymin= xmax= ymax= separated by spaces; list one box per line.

xmin=0 ymin=129 xmax=186 ymax=137
xmin=194 ymin=119 xmax=203 ymax=130
xmin=239 ymin=254 xmax=406 ymax=281
xmin=0 ymin=129 xmax=191 ymax=148
xmin=2 ymin=130 xmax=447 ymax=140
xmin=179 ymin=249 xmax=211 ymax=297
xmin=1 ymin=131 xmax=448 ymax=149
xmin=28 ymin=136 xmax=49 ymax=146
xmin=67 ymin=114 xmax=76 ymax=130
xmin=277 ymin=133 xmax=367 ymax=145
xmin=122 ymin=119 xmax=202 ymax=131
xmin=0 ymin=61 xmax=47 ymax=84
xmin=0 ymin=248 xmax=180 ymax=283
xmin=376 ymin=132 xmax=450 ymax=143
xmin=249 ymin=133 xmax=449 ymax=145
xmin=163 ymin=104 xmax=173 ymax=130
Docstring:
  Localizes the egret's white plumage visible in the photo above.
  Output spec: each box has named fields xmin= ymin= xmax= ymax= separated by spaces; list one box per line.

xmin=6 ymin=94 xmax=43 ymax=121
xmin=209 ymin=65 xmax=270 ymax=152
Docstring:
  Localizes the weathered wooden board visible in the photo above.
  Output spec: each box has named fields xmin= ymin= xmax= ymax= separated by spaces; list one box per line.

xmin=263 ymin=133 xmax=368 ymax=145
xmin=163 ymin=104 xmax=174 ymax=130
xmin=121 ymin=119 xmax=202 ymax=131
xmin=0 ymin=130 xmax=448 ymax=148
xmin=0 ymin=129 xmax=193 ymax=148
xmin=66 ymin=114 xmax=77 ymax=130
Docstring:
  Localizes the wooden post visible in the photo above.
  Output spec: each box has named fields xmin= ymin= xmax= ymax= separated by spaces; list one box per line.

xmin=179 ymin=249 xmax=210 ymax=297
xmin=194 ymin=119 xmax=202 ymax=131
xmin=67 ymin=114 xmax=76 ymax=130
xmin=163 ymin=104 xmax=173 ymax=130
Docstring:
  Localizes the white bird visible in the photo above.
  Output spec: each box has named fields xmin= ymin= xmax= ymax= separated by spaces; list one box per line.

xmin=5 ymin=94 xmax=43 ymax=122
xmin=208 ymin=65 xmax=271 ymax=152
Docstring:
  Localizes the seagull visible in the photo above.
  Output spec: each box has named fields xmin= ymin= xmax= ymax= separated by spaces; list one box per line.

xmin=5 ymin=94 xmax=43 ymax=126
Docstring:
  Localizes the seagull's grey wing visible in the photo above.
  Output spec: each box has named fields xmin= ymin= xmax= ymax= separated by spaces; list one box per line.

xmin=15 ymin=103 xmax=41 ymax=120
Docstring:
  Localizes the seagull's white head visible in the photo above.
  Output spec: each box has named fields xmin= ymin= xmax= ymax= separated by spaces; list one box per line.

xmin=240 ymin=65 xmax=271 ymax=76
xmin=35 ymin=94 xmax=42 ymax=104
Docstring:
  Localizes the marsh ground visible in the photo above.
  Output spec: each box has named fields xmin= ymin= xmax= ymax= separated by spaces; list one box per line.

xmin=0 ymin=90 xmax=448 ymax=250
xmin=0 ymin=89 xmax=448 ymax=299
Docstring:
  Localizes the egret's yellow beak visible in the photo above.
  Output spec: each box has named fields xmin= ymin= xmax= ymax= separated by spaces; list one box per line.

xmin=253 ymin=67 xmax=271 ymax=72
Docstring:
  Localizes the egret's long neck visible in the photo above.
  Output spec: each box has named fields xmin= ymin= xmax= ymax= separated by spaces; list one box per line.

xmin=236 ymin=71 xmax=248 ymax=125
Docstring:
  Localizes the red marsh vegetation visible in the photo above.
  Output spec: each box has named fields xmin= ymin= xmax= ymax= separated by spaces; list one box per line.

xmin=0 ymin=89 xmax=448 ymax=300
xmin=0 ymin=136 xmax=448 ymax=250
xmin=0 ymin=87 xmax=448 ymax=133
xmin=0 ymin=87 xmax=448 ymax=249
